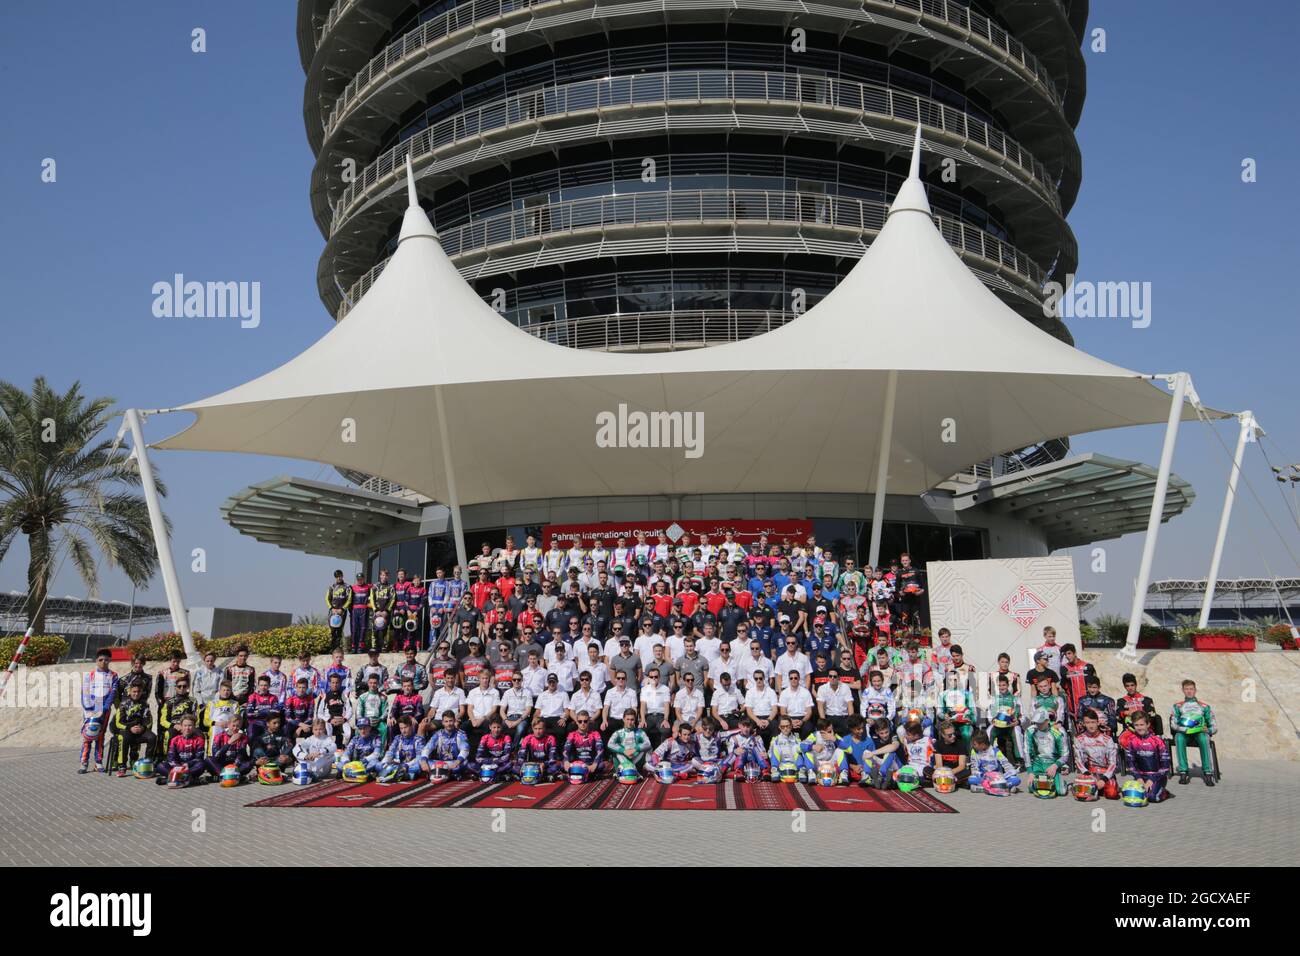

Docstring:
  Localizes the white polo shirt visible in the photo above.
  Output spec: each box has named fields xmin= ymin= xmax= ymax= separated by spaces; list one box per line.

xmin=499 ymin=687 xmax=532 ymax=721
xmin=640 ymin=682 xmax=672 ymax=716
xmin=534 ymin=688 xmax=569 ymax=719
xmin=738 ymin=655 xmax=774 ymax=686
xmin=710 ymin=686 xmax=744 ymax=717
xmin=744 ymin=685 xmax=778 ymax=718
xmin=817 ymin=682 xmax=855 ymax=717
xmin=466 ymin=686 xmax=501 ymax=721
xmin=673 ymin=688 xmax=706 ymax=724
xmin=778 ymin=686 xmax=815 ymax=719
xmin=775 ymin=651 xmax=812 ymax=685
xmin=603 ymin=685 xmax=639 ymax=720
xmin=567 ymin=687 xmax=603 ymax=721
xmin=547 ymin=658 xmax=578 ymax=693
xmin=634 ymin=634 xmax=665 ymax=668
xmin=430 ymin=687 xmax=466 ymax=718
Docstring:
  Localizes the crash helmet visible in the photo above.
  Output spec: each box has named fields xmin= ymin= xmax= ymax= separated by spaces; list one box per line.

xmin=568 ymin=762 xmax=590 ymax=785
xmin=82 ymin=717 xmax=103 ymax=740
xmin=617 ymin=764 xmax=640 ymax=785
xmin=655 ymin=763 xmax=676 ymax=785
xmin=429 ymin=760 xmax=451 ymax=782
xmin=329 ymin=612 xmax=344 ymax=629
xmin=698 ymin=762 xmax=721 ymax=784
xmin=292 ymin=762 xmax=313 ymax=786
xmin=778 ymin=763 xmax=799 ymax=783
xmin=932 ymin=767 xmax=957 ymax=794
xmin=1031 ymin=773 xmax=1057 ymax=799
xmin=377 ymin=763 xmax=403 ymax=784
xmin=131 ymin=758 xmax=155 ymax=779
xmin=166 ymin=765 xmax=189 ymax=789
xmin=373 ymin=612 xmax=387 ymax=631
xmin=257 ymin=765 xmax=285 ymax=785
xmin=980 ymin=771 xmax=1011 ymax=797
xmin=1174 ymin=712 xmax=1207 ymax=735
xmin=219 ymin=764 xmax=242 ymax=787
xmin=341 ymin=760 xmax=370 ymax=783
xmin=992 ymin=706 xmax=1016 ymax=729
xmin=743 ymin=762 xmax=762 ymax=782
xmin=1072 ymin=774 xmax=1100 ymax=802
xmin=894 ymin=766 xmax=922 ymax=793
xmin=818 ymin=762 xmax=838 ymax=788
xmin=1121 ymin=779 xmax=1149 ymax=808
xmin=520 ymin=762 xmax=542 ymax=786
xmin=405 ymin=616 xmax=418 ymax=632
xmin=479 ymin=763 xmax=498 ymax=783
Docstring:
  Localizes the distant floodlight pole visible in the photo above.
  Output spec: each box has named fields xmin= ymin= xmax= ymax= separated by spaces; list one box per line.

xmin=433 ymin=386 xmax=469 ymax=579
xmin=867 ymin=369 xmax=898 ymax=568
xmin=123 ymin=409 xmax=196 ymax=660
xmin=1119 ymin=372 xmax=1189 ymax=661
xmin=1198 ymin=411 xmax=1259 ymax=628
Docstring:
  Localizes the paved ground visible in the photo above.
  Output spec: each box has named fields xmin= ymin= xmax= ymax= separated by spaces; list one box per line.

xmin=2 ymin=748 xmax=1296 ymax=866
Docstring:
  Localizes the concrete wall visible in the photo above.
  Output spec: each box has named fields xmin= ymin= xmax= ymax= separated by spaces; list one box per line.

xmin=186 ymin=608 xmax=293 ymax=640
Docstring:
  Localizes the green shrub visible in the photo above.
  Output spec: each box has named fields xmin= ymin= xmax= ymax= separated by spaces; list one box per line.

xmin=204 ymin=624 xmax=333 ymax=660
xmin=124 ymin=631 xmax=206 ymax=661
xmin=0 ymin=634 xmax=69 ymax=666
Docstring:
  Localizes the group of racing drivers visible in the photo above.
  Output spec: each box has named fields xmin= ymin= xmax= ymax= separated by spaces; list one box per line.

xmin=77 ymin=533 xmax=1220 ymax=804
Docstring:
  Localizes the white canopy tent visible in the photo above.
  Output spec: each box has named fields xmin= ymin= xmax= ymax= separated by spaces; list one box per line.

xmin=148 ymin=130 xmax=1222 ymax=661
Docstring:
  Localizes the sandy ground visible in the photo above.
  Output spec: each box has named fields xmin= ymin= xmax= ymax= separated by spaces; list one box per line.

xmin=2 ymin=648 xmax=1297 ymax=759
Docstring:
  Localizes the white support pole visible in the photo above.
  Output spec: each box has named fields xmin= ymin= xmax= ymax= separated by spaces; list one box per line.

xmin=1119 ymin=373 xmax=1188 ymax=660
xmin=434 ymin=386 xmax=469 ymax=579
xmin=1198 ymin=411 xmax=1257 ymax=627
xmin=123 ymin=408 xmax=196 ymax=661
xmin=867 ymin=370 xmax=898 ymax=568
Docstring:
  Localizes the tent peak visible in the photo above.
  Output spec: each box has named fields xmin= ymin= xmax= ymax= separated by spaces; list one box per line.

xmin=397 ymin=155 xmax=438 ymax=243
xmin=888 ymin=124 xmax=931 ymax=217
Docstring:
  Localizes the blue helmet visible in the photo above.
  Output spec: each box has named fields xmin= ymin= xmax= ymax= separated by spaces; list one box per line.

xmin=479 ymin=763 xmax=499 ymax=783
xmin=520 ymin=762 xmax=542 ymax=786
xmin=656 ymin=763 xmax=677 ymax=785
xmin=617 ymin=765 xmax=639 ymax=785
xmin=292 ymin=762 xmax=313 ymax=786
xmin=568 ymin=762 xmax=589 ymax=785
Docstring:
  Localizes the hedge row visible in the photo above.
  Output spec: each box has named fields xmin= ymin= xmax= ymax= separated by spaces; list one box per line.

xmin=0 ymin=635 xmax=70 ymax=667
xmin=124 ymin=625 xmax=332 ymax=661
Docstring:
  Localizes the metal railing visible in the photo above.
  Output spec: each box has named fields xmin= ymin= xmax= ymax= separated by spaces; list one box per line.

xmin=519 ymin=309 xmax=795 ymax=351
xmin=329 ymin=69 xmax=1059 ymax=233
xmin=336 ymin=188 xmax=1045 ymax=317
xmin=959 ymin=437 xmax=1071 ymax=483
xmin=318 ymin=0 xmax=1062 ymax=137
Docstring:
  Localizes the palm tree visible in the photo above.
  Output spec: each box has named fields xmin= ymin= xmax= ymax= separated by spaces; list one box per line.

xmin=0 ymin=378 xmax=164 ymax=634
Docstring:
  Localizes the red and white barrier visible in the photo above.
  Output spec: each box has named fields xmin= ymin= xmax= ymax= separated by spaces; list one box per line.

xmin=0 ymin=626 xmax=34 ymax=703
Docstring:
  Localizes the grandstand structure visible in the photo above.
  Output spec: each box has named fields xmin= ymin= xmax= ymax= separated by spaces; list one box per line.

xmin=1145 ymin=578 xmax=1300 ymax=628
xmin=0 ymin=592 xmax=172 ymax=661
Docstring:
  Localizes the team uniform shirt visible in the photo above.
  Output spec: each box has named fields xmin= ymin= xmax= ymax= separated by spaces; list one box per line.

xmin=860 ymin=686 xmax=896 ymax=721
xmin=710 ymin=686 xmax=744 ymax=720
xmin=737 ymin=655 xmax=775 ymax=687
xmin=633 ymin=634 xmax=665 ymax=668
xmin=778 ymin=686 xmax=815 ymax=720
xmin=744 ymin=685 xmax=779 ymax=719
xmin=673 ymin=688 xmax=706 ymax=724
xmin=518 ymin=665 xmax=549 ymax=697
xmin=81 ymin=669 xmax=119 ymax=718
xmin=1035 ymin=642 xmax=1063 ymax=674
xmin=421 ymin=728 xmax=470 ymax=764
xmin=901 ymin=734 xmax=935 ymax=770
xmin=567 ymin=687 xmax=603 ymax=721
xmin=533 ymin=689 xmax=570 ymax=719
xmin=817 ymin=682 xmax=855 ymax=717
xmin=563 ymin=730 xmax=606 ymax=767
xmin=603 ymin=685 xmax=640 ymax=721
xmin=639 ymin=683 xmax=672 ymax=718
xmin=499 ymin=688 xmax=533 ymax=723
xmin=429 ymin=686 xmax=467 ymax=719
xmin=547 ymin=658 xmax=579 ymax=693
xmin=1073 ymin=730 xmax=1118 ymax=777
xmin=774 ymin=651 xmax=812 ymax=685
xmin=579 ymin=660 xmax=610 ymax=694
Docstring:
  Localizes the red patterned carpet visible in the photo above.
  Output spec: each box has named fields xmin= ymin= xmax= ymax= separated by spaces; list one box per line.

xmin=247 ymin=777 xmax=955 ymax=813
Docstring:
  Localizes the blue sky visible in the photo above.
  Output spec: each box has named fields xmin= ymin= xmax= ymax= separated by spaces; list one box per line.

xmin=1 ymin=1 xmax=1297 ymax=630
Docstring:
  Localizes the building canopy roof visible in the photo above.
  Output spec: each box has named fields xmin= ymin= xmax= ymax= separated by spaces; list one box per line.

xmin=157 ymin=131 xmax=1219 ymax=506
